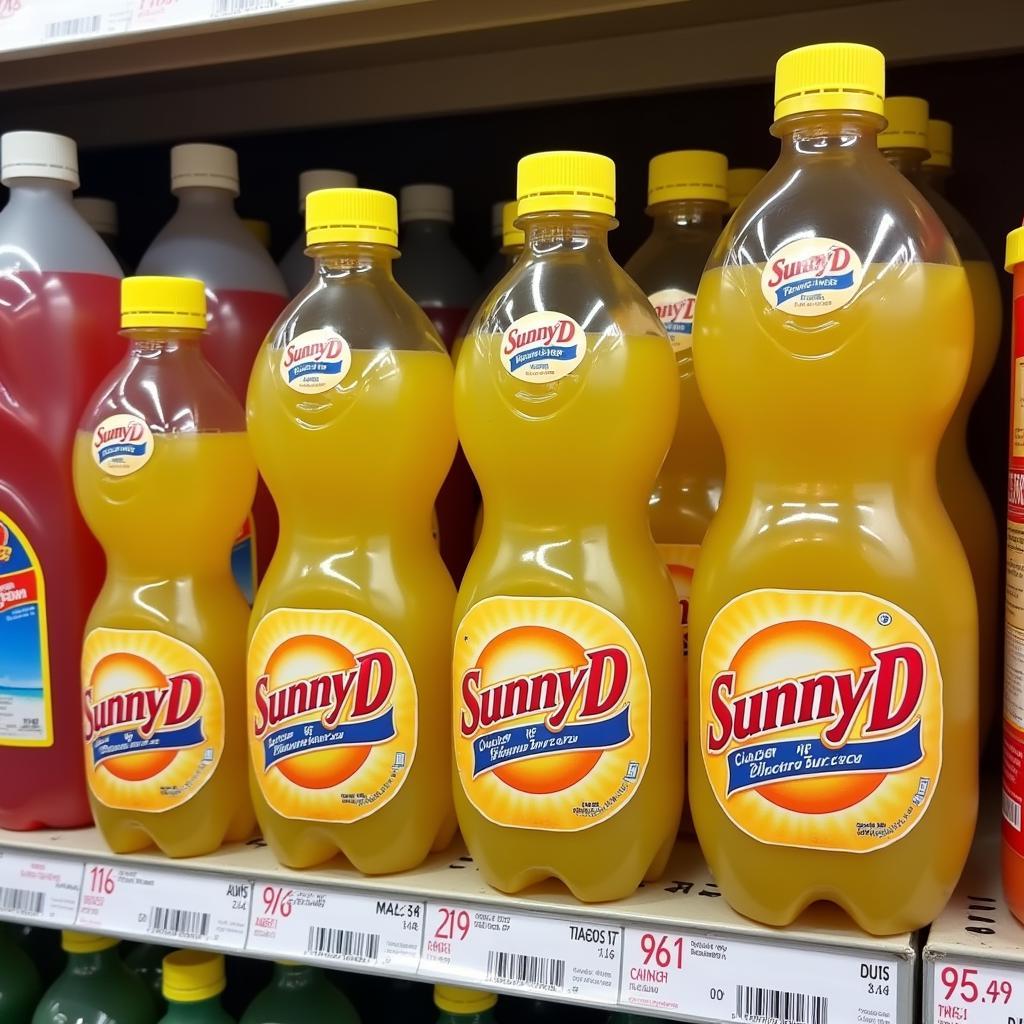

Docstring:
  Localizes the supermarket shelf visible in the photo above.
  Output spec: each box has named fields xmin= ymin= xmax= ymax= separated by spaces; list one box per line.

xmin=0 ymin=827 xmax=915 ymax=1023
xmin=924 ymin=818 xmax=1024 ymax=1024
xmin=2 ymin=0 xmax=1024 ymax=146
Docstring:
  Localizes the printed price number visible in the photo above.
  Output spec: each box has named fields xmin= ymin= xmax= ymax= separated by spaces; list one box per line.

xmin=261 ymin=885 xmax=293 ymax=917
xmin=88 ymin=865 xmax=116 ymax=895
xmin=639 ymin=931 xmax=685 ymax=971
xmin=434 ymin=906 xmax=471 ymax=942
xmin=940 ymin=966 xmax=1013 ymax=1005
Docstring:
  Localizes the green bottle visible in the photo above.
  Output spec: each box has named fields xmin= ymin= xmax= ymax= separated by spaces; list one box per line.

xmin=0 ymin=924 xmax=42 ymax=1022
xmin=10 ymin=924 xmax=64 ymax=984
xmin=125 ymin=943 xmax=173 ymax=1003
xmin=241 ymin=962 xmax=359 ymax=1023
xmin=434 ymin=986 xmax=497 ymax=1024
xmin=159 ymin=950 xmax=233 ymax=1023
xmin=32 ymin=932 xmax=157 ymax=1024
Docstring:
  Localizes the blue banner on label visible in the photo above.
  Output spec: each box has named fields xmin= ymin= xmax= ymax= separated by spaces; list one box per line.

xmin=288 ymin=360 xmax=343 ymax=382
xmin=91 ymin=720 xmax=206 ymax=765
xmin=725 ymin=720 xmax=924 ymax=795
xmin=775 ymin=271 xmax=855 ymax=305
xmin=472 ymin=706 xmax=632 ymax=777
xmin=262 ymin=709 xmax=396 ymax=769
xmin=666 ymin=322 xmax=693 ymax=335
xmin=509 ymin=345 xmax=578 ymax=372
xmin=97 ymin=442 xmax=148 ymax=463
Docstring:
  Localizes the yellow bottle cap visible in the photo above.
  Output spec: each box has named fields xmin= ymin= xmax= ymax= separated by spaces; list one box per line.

xmin=774 ymin=42 xmax=885 ymax=121
xmin=434 ymin=984 xmax=497 ymax=1014
xmin=924 ymin=118 xmax=953 ymax=168
xmin=121 ymin=276 xmax=206 ymax=331
xmin=501 ymin=200 xmax=524 ymax=249
xmin=517 ymin=150 xmax=615 ymax=217
xmin=726 ymin=167 xmax=767 ymax=211
xmin=1006 ymin=224 xmax=1024 ymax=272
xmin=878 ymin=96 xmax=929 ymax=151
xmin=61 ymin=931 xmax=118 ymax=953
xmin=647 ymin=150 xmax=727 ymax=206
xmin=162 ymin=950 xmax=226 ymax=1003
xmin=306 ymin=187 xmax=399 ymax=247
xmin=242 ymin=217 xmax=271 ymax=249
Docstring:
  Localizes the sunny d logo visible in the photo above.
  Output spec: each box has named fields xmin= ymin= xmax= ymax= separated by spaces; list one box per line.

xmin=760 ymin=237 xmax=865 ymax=317
xmin=92 ymin=414 xmax=154 ymax=477
xmin=648 ymin=288 xmax=696 ymax=352
xmin=279 ymin=328 xmax=352 ymax=395
xmin=502 ymin=311 xmax=587 ymax=383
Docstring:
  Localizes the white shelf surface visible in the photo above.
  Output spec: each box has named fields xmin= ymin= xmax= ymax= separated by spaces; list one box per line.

xmin=0 ymin=826 xmax=914 ymax=1023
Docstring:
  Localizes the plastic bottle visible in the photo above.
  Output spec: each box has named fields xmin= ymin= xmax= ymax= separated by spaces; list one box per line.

xmin=626 ymin=150 xmax=728 ymax=676
xmin=921 ymin=118 xmax=953 ymax=195
xmin=246 ymin=187 xmax=457 ymax=870
xmin=879 ymin=96 xmax=1001 ymax=744
xmin=11 ymin=924 xmax=65 ymax=984
xmin=480 ymin=199 xmax=512 ymax=291
xmin=1003 ymin=223 xmax=1024 ymax=923
xmin=75 ymin=196 xmax=130 ymax=271
xmin=73 ymin=276 xmax=256 ymax=856
xmin=725 ymin=167 xmax=767 ymax=212
xmin=33 ymin=933 xmax=157 ymax=1024
xmin=279 ymin=170 xmax=357 ymax=296
xmin=243 ymin=219 xmax=272 ymax=251
xmin=0 ymin=924 xmax=42 ymax=1022
xmin=159 ymin=951 xmax=232 ymax=1024
xmin=137 ymin=143 xmax=287 ymax=598
xmin=690 ymin=43 xmax=976 ymax=935
xmin=240 ymin=962 xmax=359 ymax=1023
xmin=0 ymin=130 xmax=123 ymax=830
xmin=454 ymin=151 xmax=683 ymax=901
xmin=125 ymin=943 xmax=173 ymax=1002
xmin=434 ymin=987 xmax=496 ymax=1024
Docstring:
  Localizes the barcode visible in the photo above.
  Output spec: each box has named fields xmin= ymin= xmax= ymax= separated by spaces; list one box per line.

xmin=212 ymin=0 xmax=275 ymax=16
xmin=736 ymin=986 xmax=827 ymax=1024
xmin=0 ymin=886 xmax=44 ymax=916
xmin=1004 ymin=789 xmax=1022 ymax=830
xmin=44 ymin=15 xmax=101 ymax=38
xmin=148 ymin=906 xmax=210 ymax=939
xmin=486 ymin=950 xmax=566 ymax=991
xmin=306 ymin=926 xmax=380 ymax=962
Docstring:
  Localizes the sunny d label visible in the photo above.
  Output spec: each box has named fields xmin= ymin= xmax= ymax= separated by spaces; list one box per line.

xmin=247 ymin=607 xmax=417 ymax=822
xmin=81 ymin=628 xmax=225 ymax=812
xmin=761 ymin=237 xmax=865 ymax=317
xmin=453 ymin=595 xmax=651 ymax=831
xmin=279 ymin=328 xmax=352 ymax=395
xmin=648 ymin=289 xmax=696 ymax=353
xmin=501 ymin=311 xmax=586 ymax=383
xmin=700 ymin=589 xmax=942 ymax=852
xmin=92 ymin=414 xmax=154 ymax=477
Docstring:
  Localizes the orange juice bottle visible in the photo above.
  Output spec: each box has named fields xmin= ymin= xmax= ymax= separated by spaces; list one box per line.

xmin=725 ymin=168 xmax=767 ymax=213
xmin=246 ymin=188 xmax=457 ymax=871
xmin=453 ymin=151 xmax=683 ymax=902
xmin=879 ymin=97 xmax=1002 ymax=743
xmin=690 ymin=43 xmax=977 ymax=934
xmin=73 ymin=276 xmax=257 ymax=856
xmin=626 ymin=150 xmax=728 ymax=673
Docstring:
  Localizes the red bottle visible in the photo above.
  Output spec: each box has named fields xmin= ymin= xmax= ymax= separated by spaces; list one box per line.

xmin=0 ymin=130 xmax=123 ymax=828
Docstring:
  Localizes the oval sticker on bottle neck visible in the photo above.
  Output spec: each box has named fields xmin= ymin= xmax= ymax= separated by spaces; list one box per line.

xmin=761 ymin=237 xmax=864 ymax=316
xmin=501 ymin=311 xmax=586 ymax=382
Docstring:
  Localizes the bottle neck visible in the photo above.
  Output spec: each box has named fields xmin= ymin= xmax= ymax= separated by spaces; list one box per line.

xmin=272 ymin=963 xmax=318 ymax=992
xmin=437 ymin=1012 xmax=495 ymax=1024
xmin=648 ymin=198 xmax=726 ymax=232
xmin=520 ymin=210 xmax=616 ymax=257
xmin=771 ymin=109 xmax=888 ymax=162
xmin=308 ymin=241 xmax=398 ymax=280
xmin=173 ymin=186 xmax=237 ymax=211
xmin=402 ymin=218 xmax=452 ymax=238
xmin=124 ymin=327 xmax=206 ymax=357
xmin=68 ymin=947 xmax=119 ymax=977
xmin=920 ymin=163 xmax=951 ymax=195
xmin=4 ymin=176 xmax=75 ymax=209
xmin=880 ymin=146 xmax=929 ymax=181
xmin=162 ymin=996 xmax=224 ymax=1021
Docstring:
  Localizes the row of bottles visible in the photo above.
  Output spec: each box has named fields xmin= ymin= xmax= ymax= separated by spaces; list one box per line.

xmin=0 ymin=40 xmax=1006 ymax=938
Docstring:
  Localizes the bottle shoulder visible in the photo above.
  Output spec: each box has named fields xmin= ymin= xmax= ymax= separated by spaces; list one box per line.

xmin=394 ymin=232 xmax=480 ymax=306
xmin=625 ymin=229 xmax=718 ymax=295
xmin=0 ymin=200 xmax=122 ymax=277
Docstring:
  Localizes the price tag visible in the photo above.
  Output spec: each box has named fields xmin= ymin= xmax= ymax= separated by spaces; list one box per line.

xmin=0 ymin=849 xmax=82 ymax=925
xmin=932 ymin=960 xmax=1022 ymax=1024
xmin=421 ymin=901 xmax=620 ymax=1006
xmin=246 ymin=883 xmax=424 ymax=972
xmin=76 ymin=862 xmax=251 ymax=950
xmin=621 ymin=926 xmax=900 ymax=1024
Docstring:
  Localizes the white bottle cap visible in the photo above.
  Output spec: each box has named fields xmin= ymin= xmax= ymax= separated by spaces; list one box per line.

xmin=1 ymin=131 xmax=78 ymax=187
xmin=74 ymin=197 xmax=118 ymax=236
xmin=491 ymin=200 xmax=506 ymax=238
xmin=171 ymin=143 xmax=239 ymax=195
xmin=400 ymin=184 xmax=453 ymax=223
xmin=299 ymin=169 xmax=357 ymax=211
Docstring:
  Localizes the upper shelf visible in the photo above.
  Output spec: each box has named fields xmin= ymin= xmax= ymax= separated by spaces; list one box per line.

xmin=2 ymin=0 xmax=1023 ymax=147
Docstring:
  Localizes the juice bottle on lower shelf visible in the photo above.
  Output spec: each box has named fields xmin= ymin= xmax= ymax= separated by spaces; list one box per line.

xmin=246 ymin=188 xmax=457 ymax=871
xmin=138 ymin=143 xmax=288 ymax=599
xmin=626 ymin=149 xmax=728 ymax=675
xmin=159 ymin=952 xmax=232 ymax=1024
xmin=126 ymin=943 xmax=173 ymax=1002
xmin=1003 ymin=222 xmax=1024 ymax=923
xmin=725 ymin=167 xmax=767 ymax=212
xmin=12 ymin=924 xmax=65 ymax=984
xmin=33 ymin=933 xmax=157 ymax=1024
xmin=0 ymin=130 xmax=124 ymax=830
xmin=690 ymin=43 xmax=977 ymax=935
xmin=240 ymin=963 xmax=359 ymax=1023
xmin=0 ymin=924 xmax=41 ymax=1022
xmin=73 ymin=276 xmax=257 ymax=856
xmin=879 ymin=97 xmax=1001 ymax=745
xmin=434 ymin=987 xmax=496 ymax=1024
xmin=454 ymin=151 xmax=683 ymax=902
xmin=921 ymin=118 xmax=953 ymax=195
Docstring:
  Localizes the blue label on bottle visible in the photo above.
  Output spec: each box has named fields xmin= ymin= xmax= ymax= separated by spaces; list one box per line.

xmin=232 ymin=515 xmax=256 ymax=605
